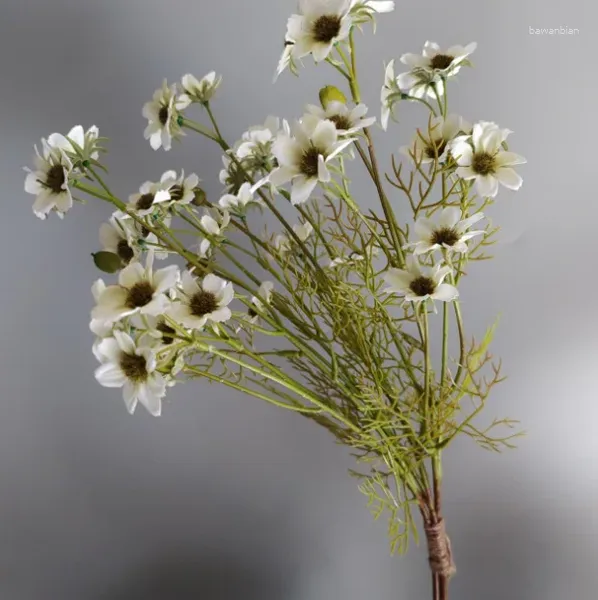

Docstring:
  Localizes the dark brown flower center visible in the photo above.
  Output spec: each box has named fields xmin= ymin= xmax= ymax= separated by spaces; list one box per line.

xmin=45 ymin=164 xmax=66 ymax=194
xmin=424 ymin=140 xmax=447 ymax=160
xmin=430 ymin=54 xmax=454 ymax=70
xmin=125 ymin=281 xmax=155 ymax=308
xmin=117 ymin=239 xmax=135 ymax=263
xmin=137 ymin=193 xmax=155 ymax=211
xmin=299 ymin=146 xmax=321 ymax=177
xmin=313 ymin=15 xmax=342 ymax=43
xmin=471 ymin=152 xmax=496 ymax=176
xmin=169 ymin=184 xmax=184 ymax=201
xmin=158 ymin=105 xmax=170 ymax=126
xmin=190 ymin=291 xmax=218 ymax=317
xmin=409 ymin=276 xmax=436 ymax=297
xmin=119 ymin=352 xmax=148 ymax=382
xmin=431 ymin=227 xmax=460 ymax=247
xmin=329 ymin=114 xmax=352 ymax=131
xmin=157 ymin=321 xmax=176 ymax=345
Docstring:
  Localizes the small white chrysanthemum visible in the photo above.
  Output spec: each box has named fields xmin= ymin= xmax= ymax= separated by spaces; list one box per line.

xmin=350 ymin=0 xmax=395 ymax=12
xmin=47 ymin=125 xmax=100 ymax=164
xmin=219 ymin=182 xmax=264 ymax=213
xmin=177 ymin=72 xmax=222 ymax=107
xmin=384 ymin=256 xmax=459 ymax=304
xmin=397 ymin=66 xmax=444 ymax=100
xmin=450 ymin=121 xmax=527 ymax=198
xmin=99 ymin=215 xmax=139 ymax=266
xmin=143 ymin=80 xmax=186 ymax=151
xmin=274 ymin=39 xmax=298 ymax=82
xmin=128 ymin=179 xmax=172 ymax=216
xmin=287 ymin=0 xmax=353 ymax=63
xmin=90 ymin=279 xmax=113 ymax=352
xmin=306 ymin=101 xmax=376 ymax=135
xmin=169 ymin=272 xmax=234 ymax=330
xmin=405 ymin=207 xmax=485 ymax=255
xmin=94 ymin=331 xmax=166 ymax=416
xmin=269 ymin=116 xmax=354 ymax=205
xmin=160 ymin=169 xmax=200 ymax=206
xmin=381 ymin=60 xmax=402 ymax=130
xmin=274 ymin=221 xmax=314 ymax=254
xmin=92 ymin=252 xmax=179 ymax=324
xmin=401 ymin=114 xmax=470 ymax=164
xmin=245 ymin=281 xmax=275 ymax=325
xmin=401 ymin=41 xmax=477 ymax=79
xmin=24 ymin=141 xmax=74 ymax=220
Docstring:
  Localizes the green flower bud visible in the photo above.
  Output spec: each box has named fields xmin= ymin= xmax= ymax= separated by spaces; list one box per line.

xmin=92 ymin=251 xmax=123 ymax=273
xmin=319 ymin=85 xmax=347 ymax=109
xmin=192 ymin=187 xmax=208 ymax=207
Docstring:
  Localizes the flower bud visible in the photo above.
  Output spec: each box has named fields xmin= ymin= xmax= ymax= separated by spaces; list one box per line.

xmin=319 ymin=85 xmax=347 ymax=109
xmin=92 ymin=251 xmax=123 ymax=273
xmin=192 ymin=187 xmax=208 ymax=207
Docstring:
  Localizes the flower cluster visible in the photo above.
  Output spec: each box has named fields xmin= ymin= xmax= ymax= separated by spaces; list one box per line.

xmin=24 ymin=125 xmax=101 ymax=219
xmin=23 ymin=3 xmax=527 ymax=577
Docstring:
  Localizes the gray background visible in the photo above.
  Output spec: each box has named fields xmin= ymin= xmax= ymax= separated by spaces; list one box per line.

xmin=1 ymin=0 xmax=596 ymax=598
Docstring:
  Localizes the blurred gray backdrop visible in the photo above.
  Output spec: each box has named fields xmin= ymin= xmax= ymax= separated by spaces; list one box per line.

xmin=1 ymin=1 xmax=597 ymax=599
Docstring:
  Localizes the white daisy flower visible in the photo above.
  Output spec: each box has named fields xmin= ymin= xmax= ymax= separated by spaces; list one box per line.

xmin=405 ymin=207 xmax=485 ymax=255
xmin=384 ymin=256 xmax=459 ymax=304
xmin=159 ymin=169 xmax=200 ymax=206
xmin=273 ymin=221 xmax=313 ymax=254
xmin=142 ymin=80 xmax=186 ymax=151
xmin=401 ymin=41 xmax=477 ymax=79
xmin=306 ymin=101 xmax=376 ymax=135
xmin=400 ymin=114 xmax=469 ymax=164
xmin=94 ymin=331 xmax=166 ymax=416
xmin=177 ymin=72 xmax=222 ymax=108
xmin=47 ymin=125 xmax=100 ymax=165
xmin=269 ymin=116 xmax=354 ymax=205
xmin=99 ymin=215 xmax=139 ymax=266
xmin=287 ymin=0 xmax=353 ymax=63
xmin=450 ymin=121 xmax=527 ymax=198
xmin=92 ymin=252 xmax=179 ymax=324
xmin=128 ymin=179 xmax=172 ymax=216
xmin=397 ymin=65 xmax=444 ymax=100
xmin=24 ymin=141 xmax=74 ymax=220
xmin=219 ymin=182 xmax=264 ymax=212
xmin=90 ymin=279 xmax=113 ymax=353
xmin=169 ymin=272 xmax=234 ymax=330
xmin=380 ymin=60 xmax=402 ymax=130
xmin=274 ymin=39 xmax=298 ymax=82
xmin=247 ymin=281 xmax=275 ymax=321
xmin=350 ymin=0 xmax=395 ymax=12
xmin=130 ymin=313 xmax=179 ymax=348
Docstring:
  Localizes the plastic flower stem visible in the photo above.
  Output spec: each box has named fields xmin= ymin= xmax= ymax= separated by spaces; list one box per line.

xmin=185 ymin=365 xmax=320 ymax=414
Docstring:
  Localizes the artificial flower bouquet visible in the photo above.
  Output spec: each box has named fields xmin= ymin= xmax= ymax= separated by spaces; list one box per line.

xmin=23 ymin=1 xmax=525 ymax=598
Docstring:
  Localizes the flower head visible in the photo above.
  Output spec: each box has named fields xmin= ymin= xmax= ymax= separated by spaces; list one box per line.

xmin=401 ymin=41 xmax=477 ymax=78
xmin=160 ymin=169 xmax=200 ymax=206
xmin=219 ymin=182 xmax=264 ymax=213
xmin=128 ymin=179 xmax=172 ymax=216
xmin=269 ymin=116 xmax=354 ymax=204
xmin=169 ymin=272 xmax=234 ymax=330
xmin=381 ymin=60 xmax=402 ymax=130
xmin=401 ymin=114 xmax=470 ymax=164
xmin=177 ymin=72 xmax=222 ymax=107
xmin=274 ymin=38 xmax=298 ymax=81
xmin=287 ymin=0 xmax=353 ymax=63
xmin=24 ymin=141 xmax=74 ymax=219
xmin=99 ymin=215 xmax=139 ymax=266
xmin=405 ymin=207 xmax=485 ymax=255
xmin=450 ymin=121 xmax=526 ymax=197
xmin=306 ymin=101 xmax=376 ymax=135
xmin=384 ymin=256 xmax=458 ymax=304
xmin=143 ymin=80 xmax=186 ymax=151
xmin=92 ymin=252 xmax=179 ymax=324
xmin=47 ymin=125 xmax=101 ymax=165
xmin=94 ymin=331 xmax=166 ymax=416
